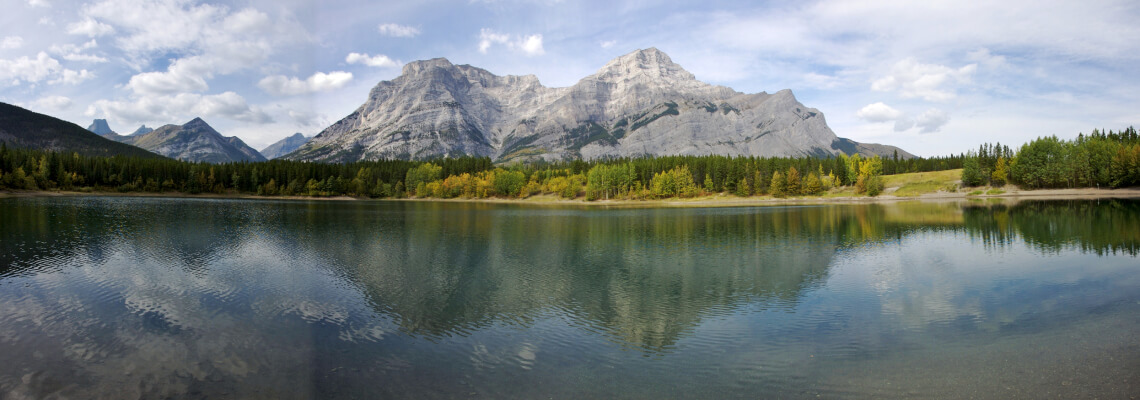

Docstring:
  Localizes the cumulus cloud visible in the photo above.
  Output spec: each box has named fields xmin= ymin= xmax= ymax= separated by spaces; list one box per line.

xmin=80 ymin=0 xmax=308 ymax=99
xmin=915 ymin=108 xmax=950 ymax=133
xmin=377 ymin=23 xmax=420 ymax=37
xmin=871 ymin=58 xmax=976 ymax=102
xmin=0 ymin=52 xmax=92 ymax=86
xmin=1 ymin=36 xmax=23 ymax=50
xmin=345 ymin=52 xmax=399 ymax=68
xmin=32 ymin=95 xmax=73 ymax=111
xmin=87 ymin=92 xmax=273 ymax=124
xmin=66 ymin=18 xmax=115 ymax=37
xmin=856 ymin=102 xmax=915 ymax=132
xmin=51 ymin=40 xmax=107 ymax=63
xmin=127 ymin=62 xmax=209 ymax=95
xmin=857 ymin=102 xmax=949 ymax=133
xmin=50 ymin=69 xmax=94 ymax=85
xmin=257 ymin=72 xmax=353 ymax=96
xmin=856 ymin=102 xmax=903 ymax=122
xmin=478 ymin=29 xmax=544 ymax=56
xmin=287 ymin=109 xmax=325 ymax=127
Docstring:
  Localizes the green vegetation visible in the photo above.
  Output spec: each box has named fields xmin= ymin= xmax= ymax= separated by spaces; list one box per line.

xmin=1 ymin=139 xmax=967 ymax=200
xmin=883 ymin=169 xmax=962 ymax=196
xmin=0 ymin=102 xmax=162 ymax=159
xmin=961 ymin=127 xmax=1140 ymax=189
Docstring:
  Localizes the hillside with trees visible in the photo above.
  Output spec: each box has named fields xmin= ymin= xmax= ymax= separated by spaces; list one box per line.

xmin=0 ymin=103 xmax=162 ymax=159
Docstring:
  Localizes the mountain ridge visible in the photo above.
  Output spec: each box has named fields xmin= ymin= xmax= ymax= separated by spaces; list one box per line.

xmin=286 ymin=48 xmax=912 ymax=163
xmin=0 ymin=103 xmax=162 ymax=159
xmin=102 ymin=117 xmax=266 ymax=163
xmin=260 ymin=133 xmax=308 ymax=160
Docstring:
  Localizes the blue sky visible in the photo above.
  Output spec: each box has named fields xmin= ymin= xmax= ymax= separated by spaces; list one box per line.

xmin=2 ymin=0 xmax=1138 ymax=156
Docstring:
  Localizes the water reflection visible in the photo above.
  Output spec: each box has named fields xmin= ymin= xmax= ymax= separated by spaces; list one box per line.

xmin=0 ymin=197 xmax=1137 ymax=399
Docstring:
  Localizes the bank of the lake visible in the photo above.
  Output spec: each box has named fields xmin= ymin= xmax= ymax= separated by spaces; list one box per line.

xmin=4 ymin=185 xmax=1140 ymax=208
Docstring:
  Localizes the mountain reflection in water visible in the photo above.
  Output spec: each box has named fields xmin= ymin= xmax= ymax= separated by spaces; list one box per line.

xmin=0 ymin=197 xmax=1136 ymax=399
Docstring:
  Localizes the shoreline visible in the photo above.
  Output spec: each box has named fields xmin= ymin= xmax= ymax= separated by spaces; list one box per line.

xmin=4 ymin=187 xmax=1140 ymax=207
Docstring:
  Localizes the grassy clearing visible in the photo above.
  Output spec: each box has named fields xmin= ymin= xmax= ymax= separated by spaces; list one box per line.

xmin=882 ymin=169 xmax=962 ymax=187
xmin=968 ymin=190 xmax=984 ymax=196
xmin=986 ymin=189 xmax=1006 ymax=195
xmin=821 ymin=186 xmax=857 ymax=198
xmin=882 ymin=169 xmax=962 ymax=196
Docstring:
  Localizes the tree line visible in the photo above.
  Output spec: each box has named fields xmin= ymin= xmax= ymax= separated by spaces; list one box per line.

xmin=0 ymin=141 xmax=959 ymax=200
xmin=961 ymin=127 xmax=1140 ymax=189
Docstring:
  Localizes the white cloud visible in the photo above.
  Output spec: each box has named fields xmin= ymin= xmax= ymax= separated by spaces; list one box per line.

xmin=32 ymin=95 xmax=73 ymax=111
xmin=88 ymin=92 xmax=272 ymax=125
xmin=856 ymin=102 xmax=919 ymax=132
xmin=856 ymin=102 xmax=903 ymax=122
xmin=915 ymin=108 xmax=950 ymax=133
xmin=0 ymin=52 xmax=90 ymax=86
xmin=126 ymin=61 xmax=209 ymax=95
xmin=478 ymin=29 xmax=509 ymax=53
xmin=27 ymin=0 xmax=49 ymax=7
xmin=81 ymin=0 xmax=309 ymax=97
xmin=67 ymin=18 xmax=115 ymax=37
xmin=257 ymin=72 xmax=353 ymax=96
xmin=871 ymin=58 xmax=976 ymax=102
xmin=600 ymin=40 xmax=617 ymax=49
xmin=51 ymin=40 xmax=107 ymax=63
xmin=518 ymin=34 xmax=544 ymax=56
xmin=50 ymin=68 xmax=94 ymax=85
xmin=345 ymin=52 xmax=400 ymax=68
xmin=288 ymin=109 xmax=324 ymax=127
xmin=478 ymin=29 xmax=544 ymax=56
xmin=377 ymin=23 xmax=420 ymax=38
xmin=1 ymin=37 xmax=23 ymax=50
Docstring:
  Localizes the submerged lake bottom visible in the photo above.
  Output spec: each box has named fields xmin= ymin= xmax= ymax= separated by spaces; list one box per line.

xmin=0 ymin=196 xmax=1138 ymax=399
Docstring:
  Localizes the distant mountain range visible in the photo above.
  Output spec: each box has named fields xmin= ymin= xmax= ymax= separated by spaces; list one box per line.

xmin=0 ymin=103 xmax=162 ymax=159
xmin=260 ymin=133 xmax=309 ymax=159
xmin=285 ymin=48 xmax=912 ymax=163
xmin=130 ymin=125 xmax=154 ymax=136
xmin=99 ymin=118 xmax=266 ymax=163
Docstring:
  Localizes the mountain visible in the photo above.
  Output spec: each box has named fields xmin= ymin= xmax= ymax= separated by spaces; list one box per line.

xmin=130 ymin=125 xmax=154 ymax=136
xmin=286 ymin=48 xmax=912 ymax=163
xmin=0 ymin=103 xmax=162 ymax=158
xmin=260 ymin=132 xmax=309 ymax=159
xmin=86 ymin=119 xmax=116 ymax=136
xmin=107 ymin=117 xmax=267 ymax=163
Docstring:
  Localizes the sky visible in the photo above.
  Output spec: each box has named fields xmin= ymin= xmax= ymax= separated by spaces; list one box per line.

xmin=2 ymin=0 xmax=1138 ymax=156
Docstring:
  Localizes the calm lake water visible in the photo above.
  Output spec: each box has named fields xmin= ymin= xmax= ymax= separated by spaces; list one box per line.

xmin=0 ymin=196 xmax=1138 ymax=399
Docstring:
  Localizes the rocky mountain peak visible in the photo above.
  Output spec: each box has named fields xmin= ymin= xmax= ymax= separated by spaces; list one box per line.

xmin=87 ymin=119 xmax=115 ymax=136
xmin=594 ymin=47 xmax=695 ymax=82
xmin=105 ymin=116 xmax=265 ymax=163
xmin=400 ymin=57 xmax=455 ymax=76
xmin=183 ymin=117 xmax=213 ymax=131
xmin=286 ymin=48 xmax=912 ymax=163
xmin=130 ymin=125 xmax=154 ymax=136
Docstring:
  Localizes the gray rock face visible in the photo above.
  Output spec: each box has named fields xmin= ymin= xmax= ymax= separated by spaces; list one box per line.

xmin=260 ymin=133 xmax=309 ymax=159
xmin=107 ymin=117 xmax=266 ymax=163
xmin=287 ymin=48 xmax=912 ymax=162
xmin=87 ymin=119 xmax=116 ymax=137
xmin=130 ymin=125 xmax=154 ymax=136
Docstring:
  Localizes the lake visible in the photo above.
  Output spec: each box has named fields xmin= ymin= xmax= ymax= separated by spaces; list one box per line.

xmin=0 ymin=196 xmax=1137 ymax=398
